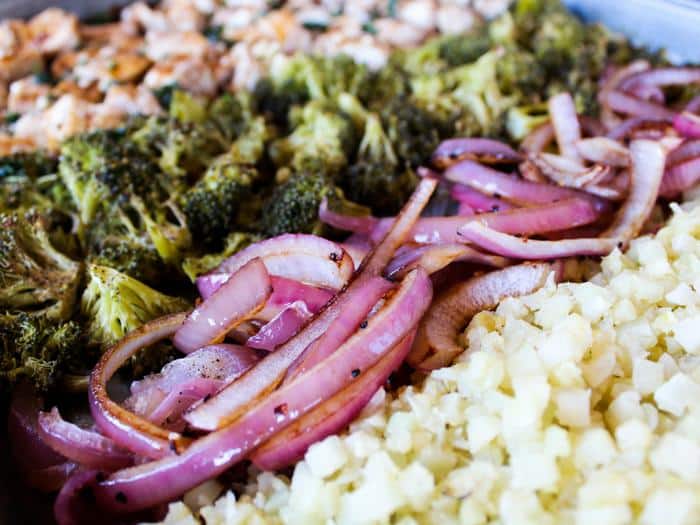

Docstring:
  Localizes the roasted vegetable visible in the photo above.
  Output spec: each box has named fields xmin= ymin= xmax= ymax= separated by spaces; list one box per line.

xmin=0 ymin=212 xmax=82 ymax=321
xmin=270 ymin=101 xmax=355 ymax=176
xmin=81 ymin=263 xmax=188 ymax=349
xmin=0 ymin=313 xmax=83 ymax=394
xmin=260 ymin=171 xmax=336 ymax=236
xmin=128 ymin=115 xmax=224 ymax=184
xmin=58 ymin=129 xmax=166 ymax=225
xmin=381 ymin=96 xmax=451 ymax=169
xmin=338 ymin=95 xmax=417 ymax=214
xmin=505 ymin=103 xmax=550 ymax=141
xmin=180 ymin=153 xmax=259 ymax=250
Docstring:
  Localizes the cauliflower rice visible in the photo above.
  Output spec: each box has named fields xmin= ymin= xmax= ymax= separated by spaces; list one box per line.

xmin=157 ymin=195 xmax=700 ymax=524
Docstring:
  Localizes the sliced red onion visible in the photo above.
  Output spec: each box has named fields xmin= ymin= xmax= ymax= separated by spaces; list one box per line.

xmin=282 ymin=277 xmax=394 ymax=383
xmin=431 ymin=138 xmax=521 ymax=168
xmin=583 ymin=168 xmax=630 ymax=201
xmin=54 ymin=470 xmax=102 ymax=525
xmin=247 ymin=301 xmax=313 ymax=351
xmin=444 ymin=159 xmax=611 ymax=213
xmin=8 ymin=386 xmax=65 ymax=473
xmin=409 ymin=263 xmax=551 ymax=370
xmin=598 ymin=60 xmax=652 ymax=130
xmin=673 ymin=112 xmax=700 ymax=139
xmin=457 ymin=202 xmax=475 ymax=216
xmin=256 ymin=277 xmax=334 ymax=321
xmin=318 ymin=198 xmax=378 ymax=234
xmin=579 ymin=116 xmax=607 ymax=138
xmin=368 ymin=216 xmax=467 ymax=245
xmin=528 ymin=153 xmax=610 ymax=188
xmin=362 ymin=177 xmax=438 ymax=275
xmin=602 ymin=140 xmax=666 ymax=244
xmin=659 ymin=157 xmax=700 ymax=198
xmin=92 ymin=269 xmax=432 ymax=513
xmin=627 ymin=83 xmax=665 ymax=104
xmin=521 ymin=117 xmax=605 ymax=154
xmin=458 ymin=221 xmax=619 ymax=259
xmin=37 ymin=408 xmax=133 ymax=471
xmin=548 ymin=92 xmax=583 ymax=162
xmin=521 ymin=122 xmax=555 ymax=153
xmin=519 ymin=158 xmax=547 ymax=183
xmin=89 ymin=313 xmax=189 ymax=459
xmin=126 ymin=344 xmax=260 ymax=430
xmin=667 ymin=139 xmax=700 ymax=166
xmin=601 ymin=90 xmax=675 ymax=120
xmin=174 ymin=258 xmax=272 ymax=353
xmin=182 ymin=178 xmax=438 ymax=432
xmin=8 ymin=386 xmax=76 ymax=492
xmin=583 ymin=183 xmax=626 ymax=201
xmin=606 ymin=117 xmax=673 ymax=141
xmin=194 ymin=273 xmax=230 ymax=300
xmin=575 ymin=137 xmax=630 ymax=167
xmin=385 ymin=243 xmax=508 ymax=279
xmin=619 ymin=67 xmax=700 ymax=91
xmin=686 ymin=95 xmax=700 ymax=114
xmin=198 ymin=275 xmax=333 ymax=321
xmin=54 ymin=470 xmax=165 ymax=525
xmin=252 ymin=331 xmax=416 ymax=471
xmin=450 ymin=183 xmax=514 ymax=212
xmin=147 ymin=378 xmax=224 ymax=429
xmin=210 ymin=234 xmax=354 ymax=291
xmin=192 ymin=276 xmax=392 ymax=428
xmin=340 ymin=233 xmax=371 ymax=269
xmin=466 ymin=198 xmax=599 ymax=236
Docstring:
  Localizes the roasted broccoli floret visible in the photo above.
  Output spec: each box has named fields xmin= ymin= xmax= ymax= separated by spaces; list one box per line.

xmin=0 ymin=313 xmax=84 ymax=394
xmin=0 ymin=152 xmax=73 ymax=221
xmin=381 ymin=96 xmax=451 ymax=169
xmin=0 ymin=213 xmax=82 ymax=321
xmin=130 ymin=197 xmax=192 ymax=265
xmin=254 ymin=54 xmax=369 ymax=127
xmin=531 ymin=10 xmax=585 ymax=72
xmin=270 ymin=102 xmax=355 ymax=176
xmin=208 ymin=92 xmax=249 ymax=144
xmin=128 ymin=115 xmax=225 ymax=184
xmin=316 ymin=54 xmax=370 ymax=101
xmin=496 ymin=47 xmax=546 ymax=100
xmin=260 ymin=171 xmax=337 ymax=236
xmin=511 ymin=0 xmax=607 ymax=115
xmin=340 ymin=106 xmax=417 ymax=214
xmin=505 ymin=103 xmax=550 ymax=141
xmin=180 ymin=154 xmax=259 ymax=250
xmin=391 ymin=38 xmax=447 ymax=78
xmin=82 ymin=202 xmax=175 ymax=287
xmin=409 ymin=49 xmax=516 ymax=139
xmin=81 ymin=263 xmax=188 ymax=349
xmin=229 ymin=115 xmax=271 ymax=165
xmin=169 ymin=89 xmax=208 ymax=124
xmin=438 ymin=31 xmax=492 ymax=68
xmin=181 ymin=232 xmax=262 ymax=281
xmin=253 ymin=55 xmax=320 ymax=125
xmin=0 ymin=151 xmax=57 ymax=180
xmin=88 ymin=240 xmax=166 ymax=288
xmin=58 ymin=129 xmax=166 ymax=225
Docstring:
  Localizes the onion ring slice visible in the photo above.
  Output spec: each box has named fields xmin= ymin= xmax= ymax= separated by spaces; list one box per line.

xmin=89 ymin=312 xmax=189 ymax=459
xmin=409 ymin=263 xmax=551 ymax=370
xmin=601 ymin=140 xmax=666 ymax=245
xmin=458 ymin=221 xmax=619 ymax=259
